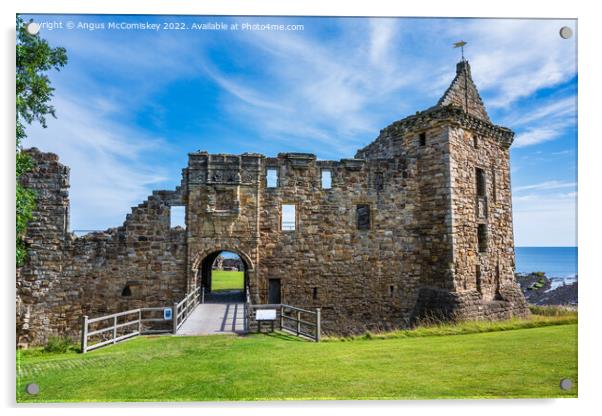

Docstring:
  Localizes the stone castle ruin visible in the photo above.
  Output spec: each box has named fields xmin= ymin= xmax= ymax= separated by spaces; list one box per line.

xmin=17 ymin=60 xmax=529 ymax=347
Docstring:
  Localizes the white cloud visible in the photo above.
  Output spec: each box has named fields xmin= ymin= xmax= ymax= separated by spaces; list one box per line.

xmin=25 ymin=94 xmax=169 ymax=231
xmin=504 ymin=94 xmax=576 ymax=148
xmin=449 ymin=19 xmax=577 ymax=109
xmin=23 ymin=16 xmax=578 ymax=241
xmin=514 ymin=180 xmax=576 ymax=192
xmin=513 ymin=116 xmax=575 ymax=148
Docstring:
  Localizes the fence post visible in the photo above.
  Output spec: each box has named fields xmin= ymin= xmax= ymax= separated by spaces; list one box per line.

xmin=81 ymin=315 xmax=88 ymax=354
xmin=316 ymin=308 xmax=321 ymax=342
xmin=173 ymin=302 xmax=178 ymax=334
xmin=280 ymin=305 xmax=283 ymax=330
xmin=113 ymin=315 xmax=117 ymax=344
xmin=138 ymin=309 xmax=142 ymax=335
xmin=296 ymin=310 xmax=301 ymax=336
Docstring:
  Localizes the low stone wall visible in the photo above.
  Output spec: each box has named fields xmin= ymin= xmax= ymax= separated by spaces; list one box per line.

xmin=411 ymin=284 xmax=530 ymax=325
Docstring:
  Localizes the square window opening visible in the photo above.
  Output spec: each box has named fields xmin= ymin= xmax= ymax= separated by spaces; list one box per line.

xmin=170 ymin=206 xmax=186 ymax=229
xmin=321 ymin=169 xmax=332 ymax=189
xmin=281 ymin=204 xmax=296 ymax=231
xmin=266 ymin=168 xmax=278 ymax=188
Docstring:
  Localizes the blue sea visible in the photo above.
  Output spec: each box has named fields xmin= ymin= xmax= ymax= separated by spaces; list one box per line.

xmin=515 ymin=247 xmax=578 ymax=288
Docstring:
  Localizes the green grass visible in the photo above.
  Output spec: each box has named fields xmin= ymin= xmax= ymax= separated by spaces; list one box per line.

xmin=211 ymin=270 xmax=244 ymax=291
xmin=323 ymin=312 xmax=577 ymax=342
xmin=17 ymin=323 xmax=577 ymax=402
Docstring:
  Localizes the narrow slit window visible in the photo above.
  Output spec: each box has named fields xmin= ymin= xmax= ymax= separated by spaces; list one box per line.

xmin=389 ymin=285 xmax=395 ymax=297
xmin=476 ymin=167 xmax=486 ymax=197
xmin=477 ymin=224 xmax=488 ymax=253
xmin=419 ymin=132 xmax=426 ymax=146
xmin=281 ymin=204 xmax=296 ymax=231
xmin=475 ymin=265 xmax=482 ymax=294
xmin=321 ymin=169 xmax=332 ymax=189
xmin=266 ymin=168 xmax=278 ymax=188
xmin=312 ymin=287 xmax=318 ymax=300
xmin=492 ymin=167 xmax=497 ymax=202
xmin=170 ymin=206 xmax=186 ymax=229
xmin=473 ymin=135 xmax=479 ymax=148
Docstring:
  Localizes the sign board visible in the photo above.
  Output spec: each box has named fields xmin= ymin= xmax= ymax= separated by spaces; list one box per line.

xmin=256 ymin=309 xmax=277 ymax=321
xmin=163 ymin=308 xmax=173 ymax=320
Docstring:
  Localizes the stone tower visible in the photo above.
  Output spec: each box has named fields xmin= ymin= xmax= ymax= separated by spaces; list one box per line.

xmin=356 ymin=59 xmax=528 ymax=321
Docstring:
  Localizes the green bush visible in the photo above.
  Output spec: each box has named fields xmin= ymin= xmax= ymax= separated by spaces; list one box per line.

xmin=44 ymin=336 xmax=75 ymax=353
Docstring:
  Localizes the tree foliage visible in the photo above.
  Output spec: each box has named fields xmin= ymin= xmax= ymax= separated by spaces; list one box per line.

xmin=16 ymin=15 xmax=67 ymax=266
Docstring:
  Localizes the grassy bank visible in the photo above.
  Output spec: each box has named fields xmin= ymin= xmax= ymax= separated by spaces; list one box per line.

xmin=211 ymin=270 xmax=244 ymax=291
xmin=324 ymin=309 xmax=577 ymax=342
xmin=17 ymin=323 xmax=577 ymax=402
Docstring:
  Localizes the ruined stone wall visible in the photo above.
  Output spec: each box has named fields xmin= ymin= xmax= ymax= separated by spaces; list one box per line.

xmin=17 ymin=149 xmax=81 ymax=347
xmin=62 ymin=188 xmax=188 ymax=317
xmin=257 ymin=153 xmax=422 ymax=334
xmin=17 ymin=149 xmax=188 ymax=346
xmin=356 ymin=110 xmax=456 ymax=291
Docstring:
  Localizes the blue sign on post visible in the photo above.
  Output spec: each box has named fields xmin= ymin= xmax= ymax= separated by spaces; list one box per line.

xmin=163 ymin=308 xmax=173 ymax=320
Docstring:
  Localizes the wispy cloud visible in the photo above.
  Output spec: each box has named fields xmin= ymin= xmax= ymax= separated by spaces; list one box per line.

xmin=514 ymin=181 xmax=576 ymax=192
xmin=22 ymin=15 xmax=577 ymax=243
xmin=448 ymin=19 xmax=577 ymax=109
xmin=25 ymin=94 xmax=169 ymax=231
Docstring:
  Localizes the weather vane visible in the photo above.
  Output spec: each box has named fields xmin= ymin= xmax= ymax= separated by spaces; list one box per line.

xmin=453 ymin=40 xmax=467 ymax=60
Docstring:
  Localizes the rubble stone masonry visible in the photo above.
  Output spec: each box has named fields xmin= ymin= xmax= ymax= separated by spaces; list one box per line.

xmin=17 ymin=60 xmax=529 ymax=347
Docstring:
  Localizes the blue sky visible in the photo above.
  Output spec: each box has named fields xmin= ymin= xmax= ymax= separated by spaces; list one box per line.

xmin=21 ymin=15 xmax=577 ymax=246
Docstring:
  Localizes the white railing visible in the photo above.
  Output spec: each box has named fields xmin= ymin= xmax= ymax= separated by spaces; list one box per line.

xmin=81 ymin=307 xmax=169 ymax=353
xmin=81 ymin=286 xmax=202 ymax=353
xmin=245 ymin=287 xmax=321 ymax=342
xmin=173 ymin=286 xmax=202 ymax=333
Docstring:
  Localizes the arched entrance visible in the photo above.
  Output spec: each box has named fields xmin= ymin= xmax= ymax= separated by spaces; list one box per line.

xmin=194 ymin=249 xmax=253 ymax=303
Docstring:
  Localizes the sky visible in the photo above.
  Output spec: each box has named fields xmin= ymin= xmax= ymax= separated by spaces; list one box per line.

xmin=20 ymin=15 xmax=577 ymax=246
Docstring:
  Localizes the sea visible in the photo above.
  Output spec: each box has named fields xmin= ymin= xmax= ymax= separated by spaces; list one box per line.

xmin=515 ymin=247 xmax=578 ymax=289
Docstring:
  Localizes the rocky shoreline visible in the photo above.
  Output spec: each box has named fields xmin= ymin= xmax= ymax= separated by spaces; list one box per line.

xmin=516 ymin=272 xmax=578 ymax=306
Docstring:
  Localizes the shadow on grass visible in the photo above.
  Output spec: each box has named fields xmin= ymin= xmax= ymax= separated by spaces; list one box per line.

xmin=245 ymin=331 xmax=310 ymax=343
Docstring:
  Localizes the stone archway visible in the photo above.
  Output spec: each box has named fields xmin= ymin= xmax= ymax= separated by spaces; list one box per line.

xmin=190 ymin=248 xmax=255 ymax=300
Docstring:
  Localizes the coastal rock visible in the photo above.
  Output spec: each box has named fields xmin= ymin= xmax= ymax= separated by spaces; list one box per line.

xmin=516 ymin=272 xmax=578 ymax=306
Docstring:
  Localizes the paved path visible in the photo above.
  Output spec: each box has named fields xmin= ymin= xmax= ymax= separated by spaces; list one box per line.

xmin=177 ymin=291 xmax=246 ymax=336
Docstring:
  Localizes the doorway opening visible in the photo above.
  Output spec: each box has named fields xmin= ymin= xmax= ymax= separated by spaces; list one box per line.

xmin=198 ymin=250 xmax=248 ymax=303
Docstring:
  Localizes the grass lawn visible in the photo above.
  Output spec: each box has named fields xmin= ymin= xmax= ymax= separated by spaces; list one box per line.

xmin=211 ymin=270 xmax=244 ymax=291
xmin=16 ymin=323 xmax=577 ymax=402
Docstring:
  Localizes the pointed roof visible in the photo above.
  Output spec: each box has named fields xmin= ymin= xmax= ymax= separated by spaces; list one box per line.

xmin=437 ymin=60 xmax=490 ymax=122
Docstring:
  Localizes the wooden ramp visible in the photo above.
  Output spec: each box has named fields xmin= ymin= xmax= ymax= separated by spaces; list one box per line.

xmin=176 ymin=291 xmax=246 ymax=336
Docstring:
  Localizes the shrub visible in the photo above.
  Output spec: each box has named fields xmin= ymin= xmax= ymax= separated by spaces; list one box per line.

xmin=44 ymin=335 xmax=74 ymax=353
